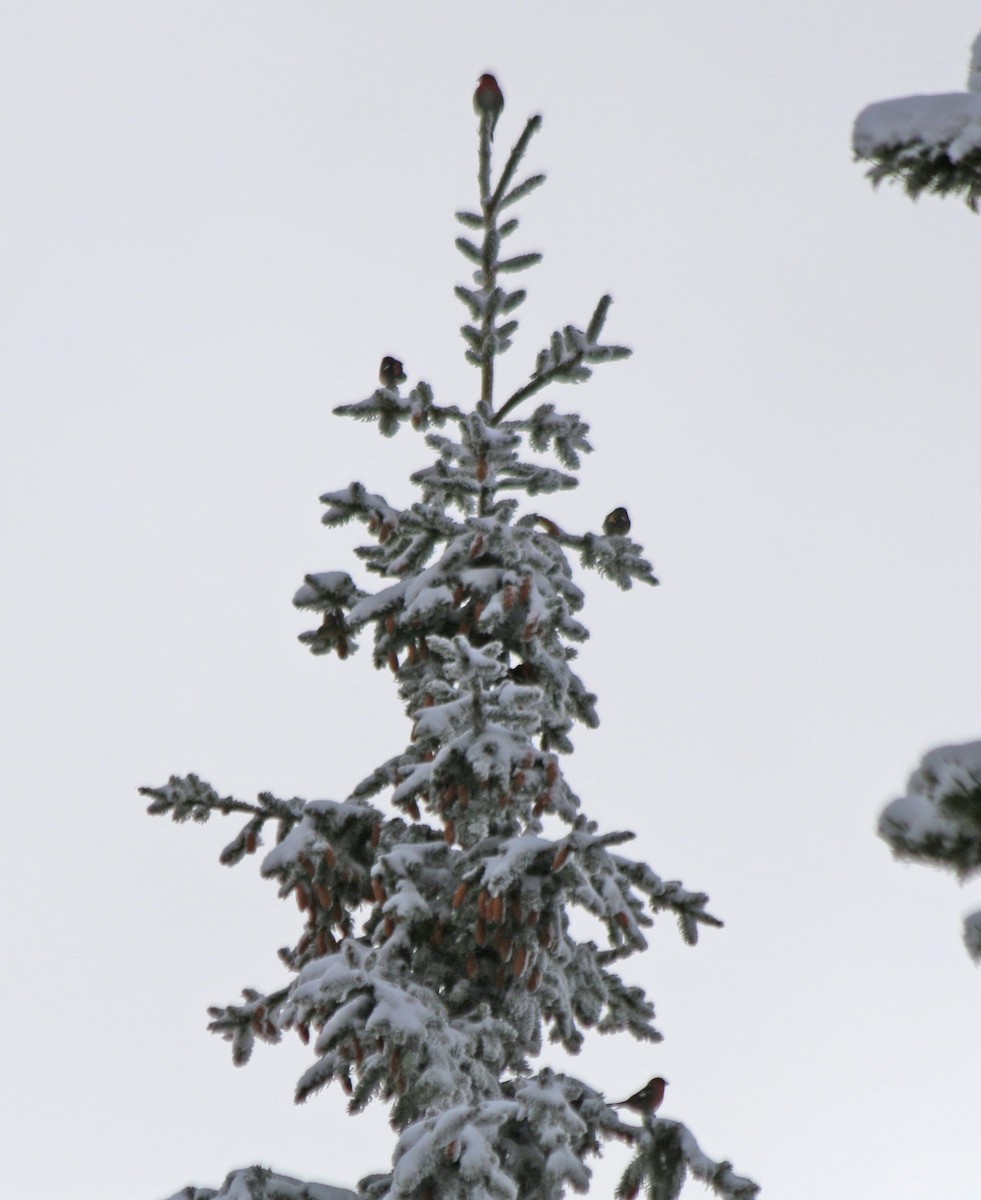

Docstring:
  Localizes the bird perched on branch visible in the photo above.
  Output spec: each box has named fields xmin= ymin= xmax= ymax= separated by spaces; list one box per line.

xmin=474 ymin=73 xmax=504 ymax=140
xmin=602 ymin=506 xmax=631 ymax=537
xmin=610 ymin=1076 xmax=667 ymax=1116
xmin=507 ymin=661 xmax=538 ymax=684
xmin=379 ymin=357 xmax=406 ymax=388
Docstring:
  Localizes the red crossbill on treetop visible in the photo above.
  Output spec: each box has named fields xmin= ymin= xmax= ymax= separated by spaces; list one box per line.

xmin=474 ymin=73 xmax=504 ymax=140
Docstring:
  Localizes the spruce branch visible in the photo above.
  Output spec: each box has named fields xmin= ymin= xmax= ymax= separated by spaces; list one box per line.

xmin=140 ymin=774 xmax=301 ymax=829
xmin=164 ymin=1166 xmax=358 ymax=1200
xmin=490 ymin=116 xmax=544 ymax=212
xmin=492 ymin=296 xmax=631 ymax=426
xmin=860 ymin=143 xmax=981 ymax=211
xmin=464 ymin=114 xmax=546 ymax=409
xmin=514 ymin=513 xmax=658 ymax=591
xmin=617 ymin=1120 xmax=760 ymax=1200
xmin=334 ymin=381 xmax=461 ymax=438
xmin=207 ymin=986 xmax=290 ymax=1066
xmin=852 ymin=44 xmax=981 ymax=213
xmin=499 ymin=173 xmax=546 ymax=211
xmin=878 ymin=739 xmax=981 ymax=957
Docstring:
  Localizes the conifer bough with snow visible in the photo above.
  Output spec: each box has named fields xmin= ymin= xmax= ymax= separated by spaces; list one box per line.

xmin=853 ymin=28 xmax=981 ymax=211
xmin=144 ymin=80 xmax=758 ymax=1200
xmin=879 ymin=740 xmax=981 ymax=962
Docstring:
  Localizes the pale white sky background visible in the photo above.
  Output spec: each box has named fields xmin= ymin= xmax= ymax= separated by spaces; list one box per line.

xmin=3 ymin=3 xmax=981 ymax=1198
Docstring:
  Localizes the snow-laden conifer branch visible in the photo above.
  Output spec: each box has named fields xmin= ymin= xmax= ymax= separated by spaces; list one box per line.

xmin=207 ymin=985 xmax=289 ymax=1066
xmin=616 ymin=1119 xmax=759 ymax=1200
xmin=505 ymin=513 xmax=657 ymax=592
xmin=371 ymin=1067 xmax=646 ymax=1200
xmin=612 ymin=856 xmax=722 ymax=944
xmin=879 ymin=740 xmax=981 ymax=877
xmin=140 ymin=774 xmax=303 ymax=831
xmin=879 ymin=739 xmax=981 ymax=960
xmin=577 ymin=531 xmax=658 ymax=591
xmin=490 ymin=116 xmax=543 ymax=212
xmin=466 ymin=114 xmax=546 ymax=405
xmin=164 ymin=1168 xmax=359 ymax=1200
xmin=852 ymin=32 xmax=981 ymax=211
xmin=491 ymin=297 xmax=631 ymax=427
xmin=521 ymin=404 xmax=592 ymax=470
xmin=334 ymin=381 xmax=462 ymax=439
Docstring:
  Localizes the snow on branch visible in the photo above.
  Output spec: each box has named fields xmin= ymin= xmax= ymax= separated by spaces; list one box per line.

xmin=520 ymin=404 xmax=592 ymax=471
xmin=164 ymin=1166 xmax=359 ymax=1200
xmin=613 ymin=856 xmax=723 ymax=945
xmin=492 ymin=296 xmax=631 ymax=426
xmin=335 ymin=381 xmax=462 ymax=438
xmin=853 ymin=32 xmax=981 ymax=210
xmin=617 ymin=1118 xmax=759 ymax=1200
xmin=879 ymin=738 xmax=981 ymax=960
xmin=879 ymin=739 xmax=981 ymax=878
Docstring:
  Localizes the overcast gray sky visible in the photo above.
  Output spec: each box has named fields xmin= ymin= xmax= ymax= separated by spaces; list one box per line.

xmin=3 ymin=4 xmax=981 ymax=1198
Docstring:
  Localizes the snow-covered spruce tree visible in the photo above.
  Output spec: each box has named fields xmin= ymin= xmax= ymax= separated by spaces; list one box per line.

xmin=853 ymin=30 xmax=981 ymax=962
xmin=853 ymin=28 xmax=981 ymax=210
xmin=143 ymin=81 xmax=758 ymax=1200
